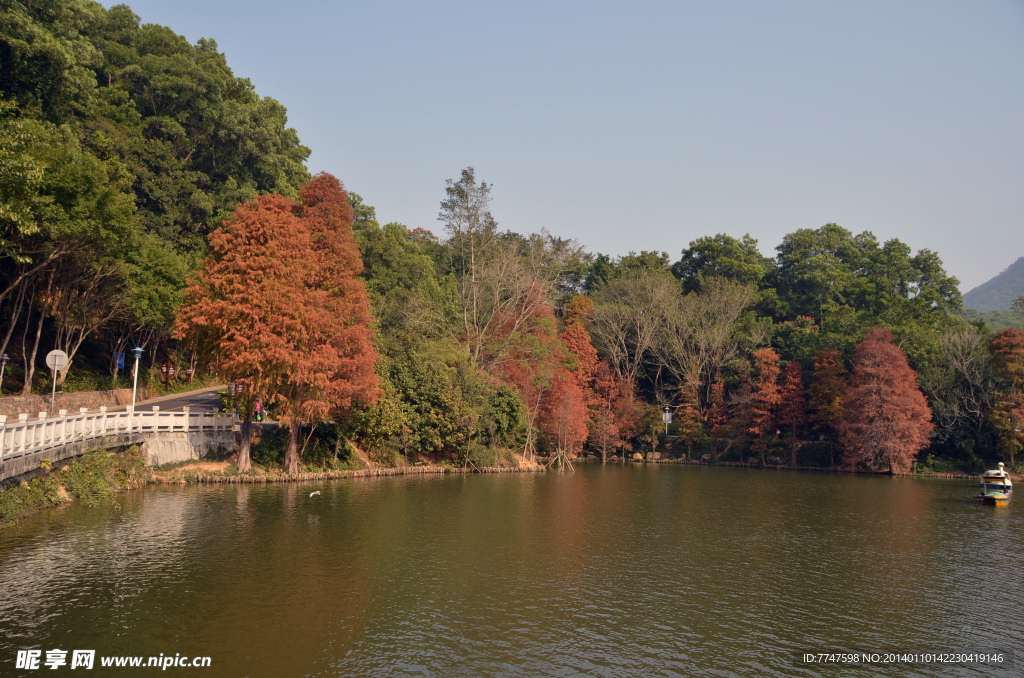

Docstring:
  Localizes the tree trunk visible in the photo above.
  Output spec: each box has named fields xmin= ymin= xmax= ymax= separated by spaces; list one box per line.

xmin=284 ymin=423 xmax=300 ymax=474
xmin=1 ymin=279 xmax=28 ymax=358
xmin=22 ymin=303 xmax=45 ymax=396
xmin=237 ymin=410 xmax=253 ymax=473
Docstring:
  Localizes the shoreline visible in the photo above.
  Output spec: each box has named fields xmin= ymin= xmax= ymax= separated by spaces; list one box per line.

xmin=170 ymin=463 xmax=545 ymax=485
xmin=1 ymin=448 xmax=994 ymax=529
xmin=638 ymin=456 xmax=982 ymax=480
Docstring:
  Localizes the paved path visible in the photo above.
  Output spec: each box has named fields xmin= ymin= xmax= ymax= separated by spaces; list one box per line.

xmin=108 ymin=385 xmax=226 ymax=413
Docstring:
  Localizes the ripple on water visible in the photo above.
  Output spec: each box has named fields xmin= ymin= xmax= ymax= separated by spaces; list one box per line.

xmin=1 ymin=469 xmax=1021 ymax=677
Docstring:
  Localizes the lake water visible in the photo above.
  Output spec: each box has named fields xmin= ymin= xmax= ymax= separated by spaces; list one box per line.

xmin=0 ymin=464 xmax=1020 ymax=676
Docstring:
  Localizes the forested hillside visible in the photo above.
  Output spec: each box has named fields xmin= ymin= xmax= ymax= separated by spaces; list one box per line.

xmin=4 ymin=1 xmax=1024 ymax=475
xmin=964 ymin=257 xmax=1024 ymax=312
xmin=1 ymin=0 xmax=308 ymax=390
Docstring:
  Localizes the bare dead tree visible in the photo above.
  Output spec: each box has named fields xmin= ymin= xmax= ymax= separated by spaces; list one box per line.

xmin=43 ymin=260 xmax=126 ymax=385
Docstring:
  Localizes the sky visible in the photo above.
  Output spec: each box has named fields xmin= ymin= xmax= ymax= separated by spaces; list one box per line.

xmin=102 ymin=0 xmax=1024 ymax=292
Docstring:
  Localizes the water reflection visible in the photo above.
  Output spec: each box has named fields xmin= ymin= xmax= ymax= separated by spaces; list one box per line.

xmin=1 ymin=467 xmax=1019 ymax=677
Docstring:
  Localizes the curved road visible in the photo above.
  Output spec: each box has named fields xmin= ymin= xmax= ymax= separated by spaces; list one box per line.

xmin=108 ymin=385 xmax=226 ymax=413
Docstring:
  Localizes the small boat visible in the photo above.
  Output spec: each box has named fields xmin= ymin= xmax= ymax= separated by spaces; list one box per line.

xmin=975 ymin=462 xmax=1013 ymax=506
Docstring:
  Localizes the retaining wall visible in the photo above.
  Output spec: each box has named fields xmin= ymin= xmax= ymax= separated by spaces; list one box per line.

xmin=143 ymin=431 xmax=237 ymax=467
xmin=0 ymin=388 xmax=154 ymax=419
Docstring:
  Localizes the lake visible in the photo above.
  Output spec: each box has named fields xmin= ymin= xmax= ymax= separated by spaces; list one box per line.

xmin=0 ymin=464 xmax=1019 ymax=676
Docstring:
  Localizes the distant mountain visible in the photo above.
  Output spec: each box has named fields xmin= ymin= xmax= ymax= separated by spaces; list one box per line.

xmin=964 ymin=257 xmax=1024 ymax=311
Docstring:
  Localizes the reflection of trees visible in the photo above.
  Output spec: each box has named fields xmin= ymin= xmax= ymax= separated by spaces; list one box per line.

xmin=0 ymin=489 xmax=189 ymax=646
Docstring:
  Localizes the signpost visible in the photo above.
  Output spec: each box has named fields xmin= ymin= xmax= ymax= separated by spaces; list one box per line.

xmin=130 ymin=347 xmax=144 ymax=430
xmin=45 ymin=349 xmax=69 ymax=414
xmin=161 ymin=361 xmax=176 ymax=392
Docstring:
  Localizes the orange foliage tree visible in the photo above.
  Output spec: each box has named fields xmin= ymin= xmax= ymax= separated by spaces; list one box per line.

xmin=542 ymin=372 xmax=590 ymax=462
xmin=551 ymin=320 xmax=599 ymax=460
xmin=776 ymin=360 xmax=807 ymax=465
xmin=559 ymin=299 xmax=641 ymax=463
xmin=175 ymin=174 xmax=379 ymax=473
xmin=746 ymin=347 xmax=782 ymax=462
xmin=491 ymin=285 xmax=566 ymax=460
xmin=988 ymin=328 xmax=1024 ymax=465
xmin=589 ymin=362 xmax=641 ymax=462
xmin=839 ymin=328 xmax=933 ymax=473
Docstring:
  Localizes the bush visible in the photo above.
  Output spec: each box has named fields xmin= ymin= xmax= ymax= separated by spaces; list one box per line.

xmin=466 ymin=441 xmax=498 ymax=468
xmin=0 ymin=448 xmax=146 ymax=526
xmin=250 ymin=427 xmax=285 ymax=466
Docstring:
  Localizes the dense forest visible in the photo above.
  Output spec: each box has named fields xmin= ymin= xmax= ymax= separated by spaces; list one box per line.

xmin=3 ymin=1 xmax=1024 ymax=474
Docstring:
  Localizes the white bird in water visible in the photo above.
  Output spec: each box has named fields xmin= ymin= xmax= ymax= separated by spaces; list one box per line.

xmin=309 ymin=491 xmax=321 ymax=497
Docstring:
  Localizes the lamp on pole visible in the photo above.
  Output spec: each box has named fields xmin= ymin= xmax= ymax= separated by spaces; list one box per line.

xmin=0 ymin=353 xmax=8 ymax=394
xmin=130 ymin=347 xmax=144 ymax=429
xmin=662 ymin=406 xmax=672 ymax=436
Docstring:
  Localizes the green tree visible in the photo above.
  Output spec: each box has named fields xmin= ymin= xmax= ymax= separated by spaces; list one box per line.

xmin=672 ymin=233 xmax=772 ymax=293
xmin=988 ymin=328 xmax=1024 ymax=466
xmin=808 ymin=348 xmax=846 ymax=467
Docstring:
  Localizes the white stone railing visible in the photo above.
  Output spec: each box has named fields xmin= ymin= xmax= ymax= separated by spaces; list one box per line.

xmin=0 ymin=406 xmax=237 ymax=464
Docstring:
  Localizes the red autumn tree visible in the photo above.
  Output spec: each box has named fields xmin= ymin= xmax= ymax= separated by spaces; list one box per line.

xmin=492 ymin=284 xmax=565 ymax=460
xmin=175 ymin=174 xmax=379 ymax=474
xmin=556 ymin=313 xmax=603 ymax=462
xmin=278 ymin=173 xmax=380 ymax=473
xmin=839 ymin=328 xmax=933 ymax=473
xmin=542 ymin=370 xmax=590 ymax=463
xmin=560 ymin=321 xmax=599 ymax=397
xmin=175 ymin=194 xmax=311 ymax=472
xmin=706 ymin=377 xmax=728 ymax=459
xmin=990 ymin=328 xmax=1024 ymax=387
xmin=988 ymin=328 xmax=1024 ymax=465
xmin=589 ymin=362 xmax=641 ymax=463
xmin=808 ymin=348 xmax=847 ymax=467
xmin=777 ymin=360 xmax=808 ymax=465
xmin=747 ymin=347 xmax=782 ymax=462
xmin=562 ymin=294 xmax=595 ymax=327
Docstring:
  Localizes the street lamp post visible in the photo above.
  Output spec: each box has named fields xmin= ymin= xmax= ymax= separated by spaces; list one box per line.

xmin=0 ymin=353 xmax=8 ymax=395
xmin=130 ymin=347 xmax=144 ymax=430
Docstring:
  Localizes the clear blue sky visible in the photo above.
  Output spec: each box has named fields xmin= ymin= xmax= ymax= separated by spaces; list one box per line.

xmin=104 ymin=0 xmax=1023 ymax=291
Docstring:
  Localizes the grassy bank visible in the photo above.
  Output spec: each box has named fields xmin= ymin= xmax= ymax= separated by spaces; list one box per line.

xmin=0 ymin=448 xmax=148 ymax=528
xmin=149 ymin=451 xmax=544 ymax=485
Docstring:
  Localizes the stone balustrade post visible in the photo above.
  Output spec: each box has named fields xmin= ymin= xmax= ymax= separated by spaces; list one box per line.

xmin=59 ymin=409 xmax=68 ymax=444
xmin=37 ymin=412 xmax=47 ymax=447
xmin=0 ymin=414 xmax=6 ymax=461
xmin=100 ymin=406 xmax=108 ymax=437
xmin=182 ymin=407 xmax=190 ymax=432
xmin=18 ymin=413 xmax=29 ymax=454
